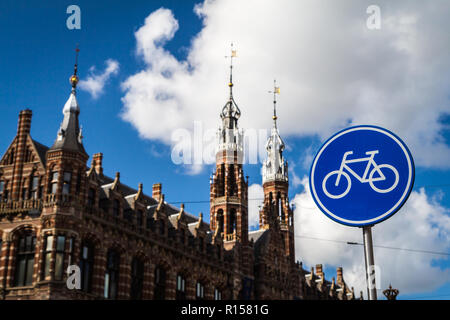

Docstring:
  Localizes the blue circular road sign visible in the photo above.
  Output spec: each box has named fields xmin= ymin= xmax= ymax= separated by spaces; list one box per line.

xmin=310 ymin=125 xmax=415 ymax=227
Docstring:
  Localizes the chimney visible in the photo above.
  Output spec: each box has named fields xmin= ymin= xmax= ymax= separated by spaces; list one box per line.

xmin=93 ymin=153 xmax=103 ymax=175
xmin=152 ymin=183 xmax=162 ymax=201
xmin=17 ymin=109 xmax=32 ymax=137
xmin=315 ymin=264 xmax=323 ymax=276
xmin=336 ymin=267 xmax=344 ymax=285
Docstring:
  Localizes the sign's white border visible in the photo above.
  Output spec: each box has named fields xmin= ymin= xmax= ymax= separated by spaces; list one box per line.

xmin=310 ymin=126 xmax=414 ymax=226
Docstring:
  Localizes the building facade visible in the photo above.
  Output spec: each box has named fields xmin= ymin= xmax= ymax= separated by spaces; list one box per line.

xmin=0 ymin=60 xmax=358 ymax=300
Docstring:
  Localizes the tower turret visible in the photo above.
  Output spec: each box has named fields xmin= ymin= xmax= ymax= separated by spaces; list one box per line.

xmin=44 ymin=47 xmax=88 ymax=208
xmin=259 ymin=81 xmax=294 ymax=260
xmin=210 ymin=45 xmax=248 ymax=249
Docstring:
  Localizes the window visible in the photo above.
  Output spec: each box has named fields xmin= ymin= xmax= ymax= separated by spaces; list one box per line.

xmin=179 ymin=229 xmax=185 ymax=244
xmin=104 ymin=249 xmax=120 ymax=299
xmin=112 ymin=199 xmax=120 ymax=217
xmin=0 ymin=180 xmax=4 ymax=202
xmin=79 ymin=241 xmax=94 ymax=293
xmin=75 ymin=173 xmax=81 ymax=194
xmin=14 ymin=234 xmax=36 ymax=287
xmin=214 ymin=288 xmax=222 ymax=300
xmin=21 ymin=179 xmax=28 ymax=200
xmin=100 ymin=198 xmax=109 ymax=212
xmin=198 ymin=237 xmax=204 ymax=252
xmin=124 ymin=209 xmax=133 ymax=223
xmin=160 ymin=220 xmax=165 ymax=235
xmin=217 ymin=210 xmax=224 ymax=234
xmin=30 ymin=176 xmax=39 ymax=199
xmin=229 ymin=164 xmax=235 ymax=196
xmin=25 ymin=147 xmax=32 ymax=162
xmin=196 ymin=282 xmax=205 ymax=300
xmin=62 ymin=172 xmax=71 ymax=195
xmin=9 ymin=148 xmax=14 ymax=165
xmin=229 ymin=209 xmax=237 ymax=233
xmin=55 ymin=236 xmax=66 ymax=280
xmin=154 ymin=266 xmax=166 ymax=300
xmin=43 ymin=235 xmax=53 ymax=279
xmin=87 ymin=188 xmax=95 ymax=207
xmin=136 ymin=210 xmax=143 ymax=227
xmin=50 ymin=171 xmax=59 ymax=194
xmin=130 ymin=257 xmax=144 ymax=300
xmin=176 ymin=274 xmax=186 ymax=300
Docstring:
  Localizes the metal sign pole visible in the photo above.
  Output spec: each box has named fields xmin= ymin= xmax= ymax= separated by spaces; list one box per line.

xmin=363 ymin=226 xmax=377 ymax=300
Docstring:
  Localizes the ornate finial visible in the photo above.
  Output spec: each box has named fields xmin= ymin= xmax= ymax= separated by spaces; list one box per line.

xmin=268 ymin=79 xmax=280 ymax=127
xmin=135 ymin=183 xmax=143 ymax=200
xmin=383 ymin=284 xmax=399 ymax=300
xmin=70 ymin=45 xmax=80 ymax=89
xmin=225 ymin=43 xmax=237 ymax=96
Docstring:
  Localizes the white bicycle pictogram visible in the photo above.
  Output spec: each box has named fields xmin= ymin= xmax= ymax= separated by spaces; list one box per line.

xmin=322 ymin=150 xmax=399 ymax=199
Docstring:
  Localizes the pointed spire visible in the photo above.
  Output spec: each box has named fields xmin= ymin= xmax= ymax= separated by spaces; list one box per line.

xmin=269 ymin=79 xmax=280 ymax=128
xmin=262 ymin=79 xmax=287 ymax=184
xmin=50 ymin=46 xmax=86 ymax=155
xmin=220 ymin=43 xmax=241 ymax=125
xmin=70 ymin=45 xmax=80 ymax=90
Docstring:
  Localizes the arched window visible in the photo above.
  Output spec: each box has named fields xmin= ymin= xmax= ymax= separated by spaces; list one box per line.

xmin=79 ymin=241 xmax=94 ymax=293
xmin=62 ymin=172 xmax=72 ymax=195
xmin=228 ymin=209 xmax=237 ymax=233
xmin=217 ymin=209 xmax=224 ymax=234
xmin=176 ymin=274 xmax=186 ymax=300
xmin=49 ymin=170 xmax=59 ymax=194
xmin=196 ymin=281 xmax=205 ymax=300
xmin=130 ymin=257 xmax=144 ymax=300
xmin=229 ymin=164 xmax=235 ymax=196
xmin=104 ymin=249 xmax=120 ymax=299
xmin=214 ymin=288 xmax=222 ymax=300
xmin=154 ymin=266 xmax=166 ymax=300
xmin=14 ymin=233 xmax=36 ymax=287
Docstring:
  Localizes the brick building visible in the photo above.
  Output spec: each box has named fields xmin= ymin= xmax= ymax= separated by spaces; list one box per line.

xmin=0 ymin=60 xmax=358 ymax=300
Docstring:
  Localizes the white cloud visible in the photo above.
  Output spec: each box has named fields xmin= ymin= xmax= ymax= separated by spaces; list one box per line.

xmin=79 ymin=59 xmax=119 ymax=99
xmin=292 ymin=176 xmax=450 ymax=298
xmin=121 ymin=1 xmax=450 ymax=169
xmin=248 ymin=183 xmax=264 ymax=230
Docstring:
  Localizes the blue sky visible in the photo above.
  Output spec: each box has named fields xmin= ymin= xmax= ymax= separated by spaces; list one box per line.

xmin=0 ymin=0 xmax=449 ymax=300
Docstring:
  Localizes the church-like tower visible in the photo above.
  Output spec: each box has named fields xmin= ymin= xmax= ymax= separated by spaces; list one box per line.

xmin=260 ymin=82 xmax=295 ymax=260
xmin=43 ymin=49 xmax=88 ymax=212
xmin=210 ymin=47 xmax=249 ymax=249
